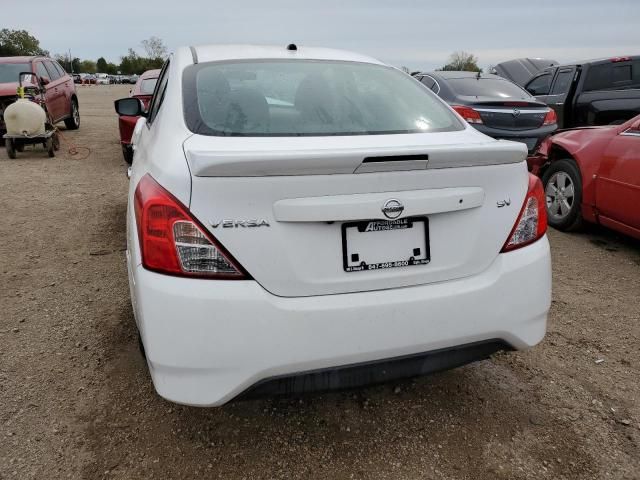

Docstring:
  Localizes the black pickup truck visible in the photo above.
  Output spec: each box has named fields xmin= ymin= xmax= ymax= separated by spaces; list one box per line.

xmin=523 ymin=56 xmax=640 ymax=128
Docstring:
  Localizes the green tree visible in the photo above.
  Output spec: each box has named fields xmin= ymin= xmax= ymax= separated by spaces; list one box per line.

xmin=54 ymin=54 xmax=68 ymax=71
xmin=0 ymin=29 xmax=47 ymax=56
xmin=71 ymin=57 xmax=81 ymax=74
xmin=79 ymin=60 xmax=96 ymax=74
xmin=439 ymin=51 xmax=482 ymax=73
xmin=141 ymin=36 xmax=168 ymax=61
xmin=96 ymin=57 xmax=108 ymax=73
xmin=96 ymin=57 xmax=108 ymax=72
xmin=105 ymin=62 xmax=118 ymax=75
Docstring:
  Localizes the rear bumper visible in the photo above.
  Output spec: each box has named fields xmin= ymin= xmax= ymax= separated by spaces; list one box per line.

xmin=129 ymin=237 xmax=551 ymax=406
xmin=473 ymin=124 xmax=557 ymax=153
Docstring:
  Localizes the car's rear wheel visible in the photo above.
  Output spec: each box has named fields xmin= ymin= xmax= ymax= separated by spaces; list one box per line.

xmin=64 ymin=98 xmax=80 ymax=130
xmin=122 ymin=144 xmax=133 ymax=165
xmin=5 ymin=138 xmax=16 ymax=159
xmin=542 ymin=158 xmax=583 ymax=231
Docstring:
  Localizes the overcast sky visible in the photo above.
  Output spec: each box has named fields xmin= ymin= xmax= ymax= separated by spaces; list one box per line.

xmin=5 ymin=0 xmax=639 ymax=70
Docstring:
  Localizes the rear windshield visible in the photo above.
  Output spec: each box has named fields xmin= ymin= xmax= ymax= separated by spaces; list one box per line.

xmin=584 ymin=61 xmax=640 ymax=91
xmin=140 ymin=78 xmax=158 ymax=95
xmin=447 ymin=78 xmax=530 ymax=99
xmin=182 ymin=60 xmax=463 ymax=136
xmin=0 ymin=63 xmax=31 ymax=84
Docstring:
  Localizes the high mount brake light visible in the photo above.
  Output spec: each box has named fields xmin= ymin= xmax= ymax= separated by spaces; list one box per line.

xmin=501 ymin=174 xmax=548 ymax=252
xmin=133 ymin=174 xmax=248 ymax=279
xmin=452 ymin=105 xmax=483 ymax=124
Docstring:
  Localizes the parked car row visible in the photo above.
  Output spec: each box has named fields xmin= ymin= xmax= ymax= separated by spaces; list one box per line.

xmin=72 ymin=73 xmax=140 ymax=85
xmin=413 ymin=56 xmax=640 ymax=241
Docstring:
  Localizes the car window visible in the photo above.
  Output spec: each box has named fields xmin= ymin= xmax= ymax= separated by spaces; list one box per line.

xmin=584 ymin=62 xmax=640 ymax=91
xmin=612 ymin=65 xmax=632 ymax=83
xmin=43 ymin=60 xmax=61 ymax=81
xmin=420 ymin=76 xmax=435 ymax=89
xmin=147 ymin=61 xmax=169 ymax=124
xmin=550 ymin=70 xmax=573 ymax=95
xmin=182 ymin=60 xmax=463 ymax=136
xmin=35 ymin=62 xmax=49 ymax=80
xmin=53 ymin=61 xmax=66 ymax=78
xmin=526 ymin=73 xmax=553 ymax=96
xmin=0 ymin=63 xmax=31 ymax=83
xmin=140 ymin=78 xmax=158 ymax=95
xmin=447 ymin=78 xmax=530 ymax=99
xmin=420 ymin=75 xmax=440 ymax=93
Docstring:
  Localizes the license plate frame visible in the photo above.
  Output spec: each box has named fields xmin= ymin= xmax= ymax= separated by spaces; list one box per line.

xmin=341 ymin=217 xmax=431 ymax=273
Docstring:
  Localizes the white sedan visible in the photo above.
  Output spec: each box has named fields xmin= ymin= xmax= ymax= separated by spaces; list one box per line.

xmin=115 ymin=44 xmax=551 ymax=406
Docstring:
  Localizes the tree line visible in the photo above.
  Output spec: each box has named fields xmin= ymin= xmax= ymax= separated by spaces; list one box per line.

xmin=0 ymin=29 xmax=168 ymax=75
xmin=2 ymin=29 xmax=485 ymax=76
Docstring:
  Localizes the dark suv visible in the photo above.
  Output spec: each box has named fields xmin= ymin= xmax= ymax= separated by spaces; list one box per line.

xmin=0 ymin=56 xmax=81 ymax=135
xmin=524 ymin=56 xmax=640 ymax=128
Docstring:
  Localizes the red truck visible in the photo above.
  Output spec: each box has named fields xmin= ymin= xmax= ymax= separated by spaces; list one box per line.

xmin=116 ymin=69 xmax=160 ymax=163
xmin=0 ymin=56 xmax=80 ymax=136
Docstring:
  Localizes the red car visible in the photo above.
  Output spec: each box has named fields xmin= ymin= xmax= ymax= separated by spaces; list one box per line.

xmin=116 ymin=69 xmax=160 ymax=163
xmin=0 ymin=56 xmax=80 ymax=135
xmin=528 ymin=115 xmax=640 ymax=239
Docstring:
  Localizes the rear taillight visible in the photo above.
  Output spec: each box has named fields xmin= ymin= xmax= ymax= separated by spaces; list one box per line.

xmin=542 ymin=109 xmax=557 ymax=126
xmin=134 ymin=174 xmax=248 ymax=279
xmin=452 ymin=105 xmax=483 ymax=124
xmin=501 ymin=174 xmax=548 ymax=252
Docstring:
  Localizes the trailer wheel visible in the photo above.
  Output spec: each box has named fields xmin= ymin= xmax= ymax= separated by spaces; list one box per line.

xmin=15 ymin=140 xmax=24 ymax=152
xmin=46 ymin=138 xmax=55 ymax=158
xmin=53 ymin=133 xmax=60 ymax=151
xmin=6 ymin=138 xmax=16 ymax=159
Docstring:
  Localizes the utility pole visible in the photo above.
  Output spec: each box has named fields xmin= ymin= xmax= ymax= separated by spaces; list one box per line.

xmin=69 ymin=49 xmax=73 ymax=74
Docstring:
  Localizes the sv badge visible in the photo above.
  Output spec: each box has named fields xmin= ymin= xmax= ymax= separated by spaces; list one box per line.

xmin=211 ymin=219 xmax=271 ymax=228
xmin=496 ymin=199 xmax=511 ymax=208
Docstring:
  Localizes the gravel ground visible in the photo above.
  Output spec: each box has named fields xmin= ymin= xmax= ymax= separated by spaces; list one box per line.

xmin=1 ymin=85 xmax=639 ymax=480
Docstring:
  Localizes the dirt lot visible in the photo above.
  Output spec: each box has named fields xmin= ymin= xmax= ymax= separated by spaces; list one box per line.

xmin=1 ymin=85 xmax=639 ymax=480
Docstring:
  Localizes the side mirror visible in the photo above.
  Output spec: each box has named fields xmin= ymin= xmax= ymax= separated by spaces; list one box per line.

xmin=40 ymin=76 xmax=51 ymax=86
xmin=114 ymin=97 xmax=146 ymax=117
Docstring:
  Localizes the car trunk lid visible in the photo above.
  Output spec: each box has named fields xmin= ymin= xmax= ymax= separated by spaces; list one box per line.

xmin=184 ymin=131 xmax=528 ymax=297
xmin=462 ymin=98 xmax=549 ymax=130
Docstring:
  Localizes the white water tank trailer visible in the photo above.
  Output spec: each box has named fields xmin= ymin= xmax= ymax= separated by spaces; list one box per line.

xmin=3 ymin=98 xmax=47 ymax=136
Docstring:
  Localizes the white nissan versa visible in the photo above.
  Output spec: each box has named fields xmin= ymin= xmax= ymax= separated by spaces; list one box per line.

xmin=115 ymin=44 xmax=551 ymax=407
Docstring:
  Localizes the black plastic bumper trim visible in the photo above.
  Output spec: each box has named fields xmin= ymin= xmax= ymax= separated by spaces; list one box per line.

xmin=238 ymin=339 xmax=512 ymax=399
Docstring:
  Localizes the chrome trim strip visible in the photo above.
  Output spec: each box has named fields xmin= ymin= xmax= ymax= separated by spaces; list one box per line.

xmin=620 ymin=130 xmax=640 ymax=137
xmin=474 ymin=108 xmax=549 ymax=114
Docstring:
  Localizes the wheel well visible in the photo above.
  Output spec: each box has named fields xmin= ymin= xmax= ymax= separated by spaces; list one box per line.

xmin=539 ymin=144 xmax=574 ymax=178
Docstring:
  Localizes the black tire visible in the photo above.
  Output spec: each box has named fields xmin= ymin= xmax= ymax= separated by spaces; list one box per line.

xmin=15 ymin=140 xmax=24 ymax=152
xmin=6 ymin=138 xmax=16 ymax=159
xmin=46 ymin=138 xmax=55 ymax=158
xmin=64 ymin=98 xmax=80 ymax=130
xmin=541 ymin=158 xmax=583 ymax=231
xmin=122 ymin=144 xmax=134 ymax=165
xmin=53 ymin=133 xmax=60 ymax=151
